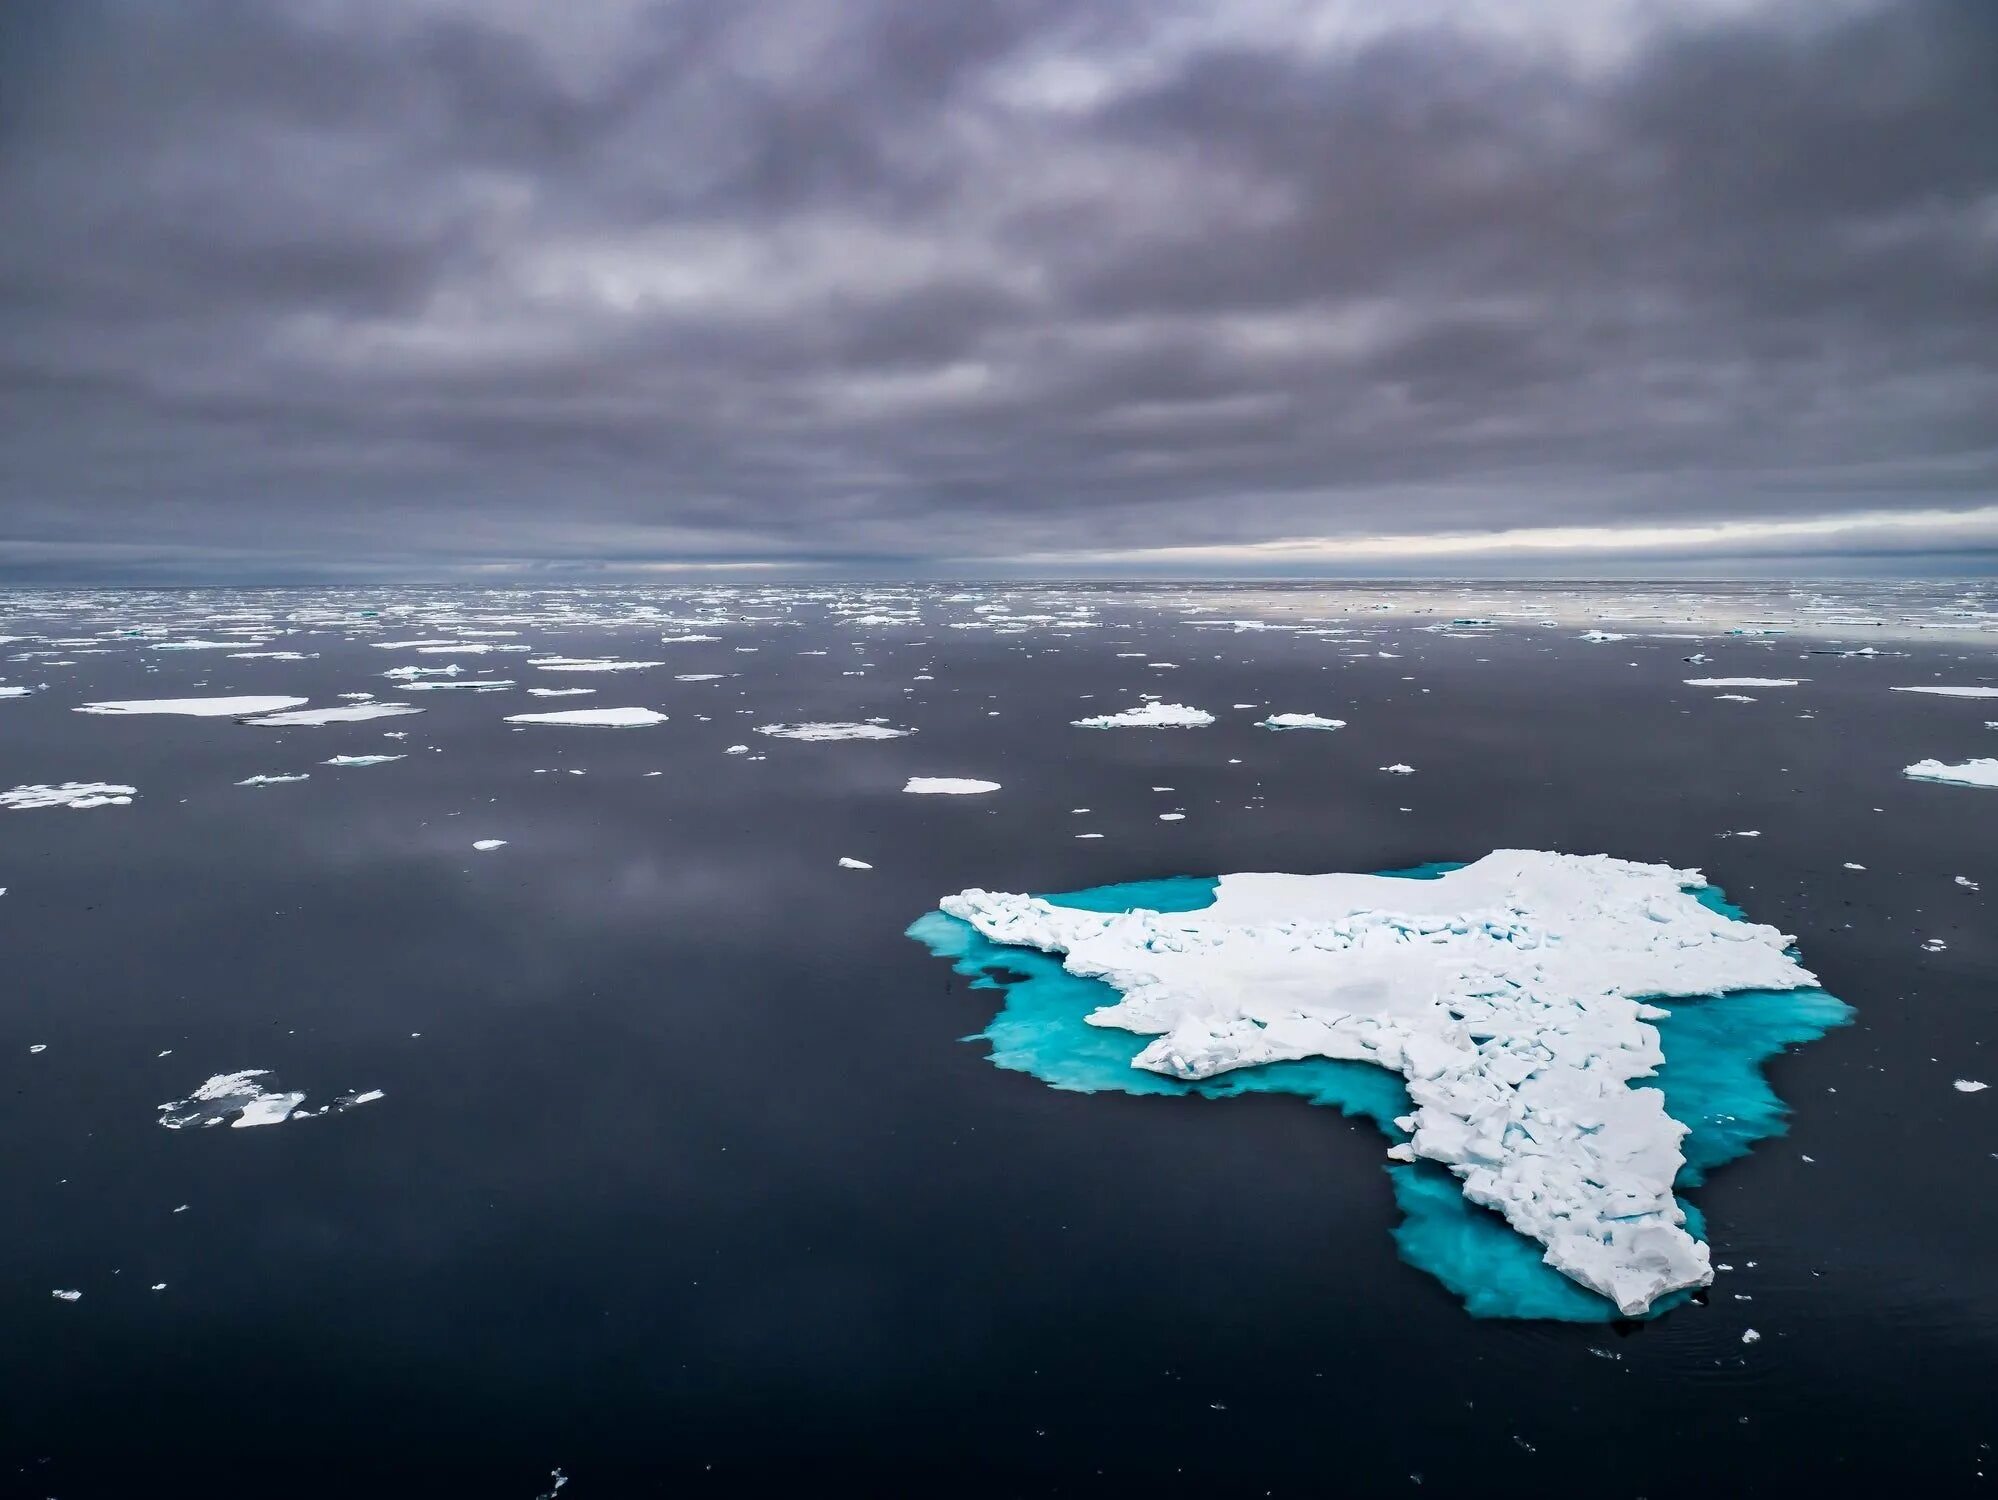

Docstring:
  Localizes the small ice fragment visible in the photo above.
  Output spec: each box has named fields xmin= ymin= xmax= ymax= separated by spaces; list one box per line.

xmin=235 ymin=773 xmax=309 ymax=786
xmin=1843 ymin=863 xmax=1865 ymax=871
xmin=1380 ymin=763 xmax=1415 ymax=775
xmin=1954 ymin=1079 xmax=1988 ymax=1093
xmin=52 ymin=1289 xmax=81 ymax=1302
xmin=473 ymin=839 xmax=507 ymax=851
xmin=904 ymin=777 xmax=1000 ymax=795
xmin=1741 ymin=1329 xmax=1761 ymax=1344
xmin=838 ymin=857 xmax=873 ymax=870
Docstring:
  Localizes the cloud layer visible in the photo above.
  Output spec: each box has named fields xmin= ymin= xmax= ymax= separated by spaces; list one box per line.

xmin=3 ymin=0 xmax=1994 ymax=577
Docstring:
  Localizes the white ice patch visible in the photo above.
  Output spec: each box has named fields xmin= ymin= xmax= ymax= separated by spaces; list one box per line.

xmin=1903 ymin=758 xmax=1998 ymax=789
xmin=1072 ymin=702 xmax=1215 ymax=728
xmin=1683 ymin=678 xmax=1803 ymax=688
xmin=323 ymin=754 xmax=405 ymax=766
xmin=528 ymin=658 xmax=665 ymax=672
xmin=1580 ymin=630 xmax=1628 ymax=642
xmin=235 ymin=773 xmax=309 ymax=786
xmin=242 ymin=703 xmax=423 ymax=726
xmin=838 ymin=857 xmax=874 ymax=869
xmin=1 ymin=781 xmax=135 ymax=810
xmin=755 ymin=722 xmax=912 ymax=741
xmin=1890 ymin=686 xmax=1998 ymax=699
xmin=904 ymin=777 xmax=1000 ymax=795
xmin=473 ymin=839 xmax=507 ymax=851
xmin=1257 ymin=713 xmax=1347 ymax=731
xmin=1953 ymin=1079 xmax=1988 ymax=1093
xmin=0 ymin=685 xmax=32 ymax=698
xmin=157 ymin=1069 xmax=382 ymax=1130
xmin=76 ymin=695 xmax=308 ymax=717
xmin=504 ymin=707 xmax=666 ymax=727
xmin=526 ymin=687 xmax=595 ymax=697
xmin=940 ymin=850 xmax=1818 ymax=1317
xmin=1380 ymin=763 xmax=1416 ymax=774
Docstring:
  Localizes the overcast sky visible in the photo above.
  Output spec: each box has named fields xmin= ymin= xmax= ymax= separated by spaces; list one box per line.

xmin=3 ymin=0 xmax=1994 ymax=580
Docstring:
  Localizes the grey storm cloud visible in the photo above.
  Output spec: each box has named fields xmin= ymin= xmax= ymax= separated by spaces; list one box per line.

xmin=1 ymin=0 xmax=1994 ymax=578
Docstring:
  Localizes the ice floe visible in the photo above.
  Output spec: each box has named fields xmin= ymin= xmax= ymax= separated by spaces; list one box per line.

xmin=930 ymin=851 xmax=1827 ymax=1318
xmin=838 ymin=857 xmax=874 ymax=869
xmin=504 ymin=707 xmax=666 ymax=728
xmin=1072 ymin=702 xmax=1214 ymax=728
xmin=1890 ymin=686 xmax=1998 ymax=699
xmin=1683 ymin=678 xmax=1803 ymax=688
xmin=528 ymin=658 xmax=665 ymax=672
xmin=1903 ymin=758 xmax=1998 ymax=789
xmin=1 ymin=781 xmax=136 ymax=810
xmin=1953 ymin=1079 xmax=1988 ymax=1093
xmin=1257 ymin=713 xmax=1347 ymax=731
xmin=904 ymin=777 xmax=1000 ymax=795
xmin=157 ymin=1070 xmax=382 ymax=1129
xmin=236 ymin=773 xmax=309 ymax=787
xmin=756 ymin=722 xmax=911 ymax=740
xmin=76 ymin=695 xmax=308 ymax=717
xmin=324 ymin=755 xmax=404 ymax=767
xmin=243 ymin=703 xmax=423 ymax=726
xmin=473 ymin=839 xmax=507 ymax=851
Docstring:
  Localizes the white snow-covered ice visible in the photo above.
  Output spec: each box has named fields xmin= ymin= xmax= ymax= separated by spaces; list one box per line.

xmin=76 ymin=695 xmax=307 ymax=717
xmin=904 ymin=777 xmax=1000 ymax=795
xmin=1891 ymin=686 xmax=1998 ymax=699
xmin=503 ymin=707 xmax=667 ymax=728
xmin=1683 ymin=678 xmax=1803 ymax=688
xmin=755 ymin=722 xmax=911 ymax=740
xmin=1903 ymin=758 xmax=1998 ymax=789
xmin=243 ymin=703 xmax=423 ymax=726
xmin=1 ymin=781 xmax=136 ymax=810
xmin=1072 ymin=702 xmax=1215 ymax=728
xmin=939 ymin=850 xmax=1819 ymax=1316
xmin=1257 ymin=713 xmax=1347 ymax=731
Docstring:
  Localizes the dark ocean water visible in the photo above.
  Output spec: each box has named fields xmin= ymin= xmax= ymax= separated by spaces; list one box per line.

xmin=1 ymin=585 xmax=1993 ymax=1496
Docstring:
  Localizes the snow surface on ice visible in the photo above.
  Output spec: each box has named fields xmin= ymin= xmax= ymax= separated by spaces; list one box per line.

xmin=924 ymin=851 xmax=1835 ymax=1319
xmin=1 ymin=782 xmax=136 ymax=810
xmin=1891 ymin=686 xmax=1998 ymax=699
xmin=157 ymin=1070 xmax=382 ymax=1129
xmin=503 ymin=707 xmax=667 ymax=727
xmin=905 ymin=777 xmax=1000 ymax=795
xmin=1258 ymin=713 xmax=1347 ymax=731
xmin=1904 ymin=758 xmax=1998 ymax=788
xmin=76 ymin=695 xmax=307 ymax=717
xmin=1072 ymin=702 xmax=1215 ymax=728
xmin=243 ymin=702 xmax=423 ymax=726
xmin=755 ymin=722 xmax=911 ymax=740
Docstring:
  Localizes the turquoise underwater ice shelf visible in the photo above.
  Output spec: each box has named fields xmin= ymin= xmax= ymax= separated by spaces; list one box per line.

xmin=906 ymin=867 xmax=1852 ymax=1322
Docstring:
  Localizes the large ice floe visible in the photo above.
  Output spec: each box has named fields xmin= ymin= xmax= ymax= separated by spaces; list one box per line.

xmin=1072 ymin=702 xmax=1215 ymax=728
xmin=1258 ymin=713 xmax=1347 ymax=731
xmin=504 ymin=706 xmax=667 ymax=728
xmin=2 ymin=781 xmax=136 ymax=810
xmin=1904 ymin=758 xmax=1998 ymax=789
xmin=76 ymin=695 xmax=307 ymax=717
xmin=911 ymin=851 xmax=1850 ymax=1320
xmin=242 ymin=702 xmax=423 ymax=726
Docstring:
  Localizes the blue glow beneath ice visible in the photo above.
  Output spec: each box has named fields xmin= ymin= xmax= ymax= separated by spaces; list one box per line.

xmin=906 ymin=865 xmax=1852 ymax=1322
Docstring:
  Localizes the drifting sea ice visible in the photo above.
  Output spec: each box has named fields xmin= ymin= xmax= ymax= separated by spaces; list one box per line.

xmin=324 ymin=755 xmax=405 ymax=767
xmin=1683 ymin=678 xmax=1803 ymax=688
xmin=236 ymin=773 xmax=309 ymax=786
xmin=913 ymin=852 xmax=1848 ymax=1320
xmin=1890 ymin=686 xmax=1998 ymax=699
xmin=1 ymin=782 xmax=136 ymax=810
xmin=1257 ymin=713 xmax=1347 ymax=731
xmin=904 ymin=777 xmax=1000 ymax=795
xmin=157 ymin=1070 xmax=383 ymax=1129
xmin=503 ymin=707 xmax=667 ymax=728
xmin=76 ymin=695 xmax=308 ymax=717
xmin=1903 ymin=758 xmax=1998 ymax=789
xmin=242 ymin=703 xmax=423 ymax=726
xmin=755 ymin=722 xmax=912 ymax=740
xmin=1071 ymin=702 xmax=1215 ymax=728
